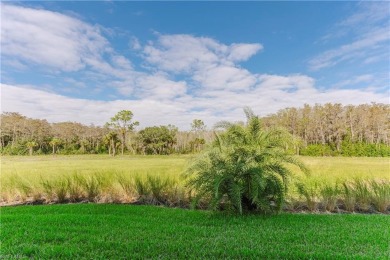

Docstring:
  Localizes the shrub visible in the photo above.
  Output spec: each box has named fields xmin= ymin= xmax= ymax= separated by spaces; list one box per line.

xmin=185 ymin=108 xmax=309 ymax=214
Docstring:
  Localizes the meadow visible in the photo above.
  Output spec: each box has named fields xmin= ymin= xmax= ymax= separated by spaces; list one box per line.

xmin=2 ymin=154 xmax=389 ymax=182
xmin=1 ymin=155 xmax=389 ymax=212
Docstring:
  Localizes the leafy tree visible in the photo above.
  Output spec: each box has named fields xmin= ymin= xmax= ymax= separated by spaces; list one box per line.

xmin=191 ymin=119 xmax=206 ymax=152
xmin=185 ymin=108 xmax=309 ymax=214
xmin=191 ymin=119 xmax=206 ymax=133
xmin=108 ymin=110 xmax=139 ymax=155
xmin=138 ymin=126 xmax=177 ymax=155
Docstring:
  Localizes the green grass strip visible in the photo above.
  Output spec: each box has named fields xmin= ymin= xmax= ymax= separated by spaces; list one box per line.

xmin=1 ymin=204 xmax=390 ymax=259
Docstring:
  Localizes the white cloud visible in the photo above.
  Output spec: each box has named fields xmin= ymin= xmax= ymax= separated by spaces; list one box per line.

xmin=227 ymin=43 xmax=263 ymax=62
xmin=143 ymin=34 xmax=222 ymax=73
xmin=111 ymin=55 xmax=133 ymax=70
xmin=333 ymin=74 xmax=373 ymax=89
xmin=193 ymin=66 xmax=258 ymax=91
xmin=310 ymin=2 xmax=390 ymax=70
xmin=2 ymin=80 xmax=388 ymax=130
xmin=143 ymin=34 xmax=263 ymax=92
xmin=1 ymin=4 xmax=110 ymax=72
xmin=309 ymin=27 xmax=390 ymax=70
xmin=257 ymin=74 xmax=315 ymax=91
xmin=338 ymin=2 xmax=389 ymax=28
xmin=143 ymin=34 xmax=262 ymax=73
xmin=135 ymin=74 xmax=188 ymax=100
xmin=130 ymin=36 xmax=141 ymax=50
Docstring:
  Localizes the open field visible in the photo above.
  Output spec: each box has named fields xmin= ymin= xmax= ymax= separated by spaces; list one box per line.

xmin=2 ymin=154 xmax=389 ymax=182
xmin=1 ymin=204 xmax=390 ymax=259
xmin=1 ymin=155 xmax=389 ymax=212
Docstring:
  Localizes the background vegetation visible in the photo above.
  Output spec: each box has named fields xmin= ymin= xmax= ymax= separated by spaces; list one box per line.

xmin=1 ymin=103 xmax=389 ymax=156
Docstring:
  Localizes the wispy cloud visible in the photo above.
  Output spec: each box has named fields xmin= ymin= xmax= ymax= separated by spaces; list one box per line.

xmin=310 ymin=2 xmax=390 ymax=70
xmin=130 ymin=36 xmax=141 ymax=50
xmin=333 ymin=74 xmax=373 ymax=89
xmin=1 ymin=4 xmax=110 ymax=72
xmin=309 ymin=27 xmax=390 ymax=70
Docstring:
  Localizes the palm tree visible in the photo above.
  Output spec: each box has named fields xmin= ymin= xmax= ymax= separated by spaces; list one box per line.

xmin=49 ymin=138 xmax=62 ymax=154
xmin=26 ymin=141 xmax=38 ymax=156
xmin=185 ymin=108 xmax=309 ymax=214
xmin=103 ymin=132 xmax=118 ymax=156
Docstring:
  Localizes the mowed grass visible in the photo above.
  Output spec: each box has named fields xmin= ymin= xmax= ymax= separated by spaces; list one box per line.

xmin=1 ymin=155 xmax=389 ymax=183
xmin=1 ymin=204 xmax=390 ymax=259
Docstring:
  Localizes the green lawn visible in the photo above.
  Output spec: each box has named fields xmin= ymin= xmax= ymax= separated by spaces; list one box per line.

xmin=1 ymin=204 xmax=389 ymax=259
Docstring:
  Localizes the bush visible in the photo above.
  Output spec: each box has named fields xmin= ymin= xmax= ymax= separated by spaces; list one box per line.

xmin=185 ymin=108 xmax=309 ymax=214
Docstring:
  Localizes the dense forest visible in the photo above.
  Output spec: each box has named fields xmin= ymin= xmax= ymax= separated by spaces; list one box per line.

xmin=1 ymin=103 xmax=389 ymax=156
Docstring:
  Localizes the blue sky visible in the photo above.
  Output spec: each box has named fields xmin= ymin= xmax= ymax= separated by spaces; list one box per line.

xmin=1 ymin=1 xmax=389 ymax=129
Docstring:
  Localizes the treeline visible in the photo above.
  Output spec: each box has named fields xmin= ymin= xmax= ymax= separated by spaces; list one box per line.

xmin=1 ymin=103 xmax=389 ymax=156
xmin=0 ymin=111 xmax=212 ymax=155
xmin=263 ymin=103 xmax=390 ymax=156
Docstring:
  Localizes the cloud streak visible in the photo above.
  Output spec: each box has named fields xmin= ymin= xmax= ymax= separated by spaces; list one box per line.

xmin=309 ymin=2 xmax=390 ymax=70
xmin=310 ymin=27 xmax=390 ymax=70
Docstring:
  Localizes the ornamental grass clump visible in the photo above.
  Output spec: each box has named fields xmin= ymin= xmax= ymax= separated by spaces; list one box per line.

xmin=117 ymin=174 xmax=136 ymax=201
xmin=78 ymin=175 xmax=105 ymax=202
xmin=67 ymin=174 xmax=85 ymax=202
xmin=41 ymin=178 xmax=68 ymax=203
xmin=296 ymin=181 xmax=319 ymax=212
xmin=370 ymin=180 xmax=390 ymax=213
xmin=320 ymin=182 xmax=340 ymax=212
xmin=353 ymin=179 xmax=371 ymax=212
xmin=134 ymin=176 xmax=151 ymax=203
xmin=341 ymin=181 xmax=356 ymax=212
xmin=185 ymin=108 xmax=309 ymax=214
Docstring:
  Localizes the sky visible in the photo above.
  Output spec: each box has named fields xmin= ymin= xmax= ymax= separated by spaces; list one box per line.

xmin=1 ymin=1 xmax=389 ymax=129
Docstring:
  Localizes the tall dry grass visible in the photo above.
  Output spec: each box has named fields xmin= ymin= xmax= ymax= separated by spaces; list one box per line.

xmin=1 ymin=155 xmax=389 ymax=213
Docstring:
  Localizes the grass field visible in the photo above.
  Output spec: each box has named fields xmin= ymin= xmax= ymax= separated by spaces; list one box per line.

xmin=2 ymin=154 xmax=389 ymax=182
xmin=1 ymin=155 xmax=389 ymax=211
xmin=1 ymin=204 xmax=390 ymax=259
